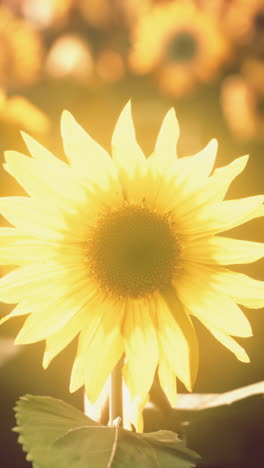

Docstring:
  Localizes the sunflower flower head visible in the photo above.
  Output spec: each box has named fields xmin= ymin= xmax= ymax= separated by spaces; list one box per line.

xmin=0 ymin=5 xmax=44 ymax=88
xmin=223 ymin=0 xmax=264 ymax=50
xmin=0 ymin=102 xmax=263 ymax=432
xmin=221 ymin=60 xmax=264 ymax=140
xmin=129 ymin=2 xmax=230 ymax=96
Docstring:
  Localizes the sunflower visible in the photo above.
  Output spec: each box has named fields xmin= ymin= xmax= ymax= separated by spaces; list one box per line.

xmin=0 ymin=5 xmax=44 ymax=88
xmin=0 ymin=89 xmax=50 ymax=136
xmin=223 ymin=0 xmax=264 ymax=52
xmin=78 ymin=0 xmax=144 ymax=30
xmin=129 ymin=2 xmax=230 ymax=97
xmin=0 ymin=103 xmax=264 ymax=432
xmin=221 ymin=60 xmax=264 ymax=140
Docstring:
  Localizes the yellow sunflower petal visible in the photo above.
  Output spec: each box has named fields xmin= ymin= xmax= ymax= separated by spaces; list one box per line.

xmin=43 ymin=302 xmax=93 ymax=369
xmin=14 ymin=277 xmax=93 ymax=344
xmin=162 ymin=139 xmax=218 ymax=214
xmin=0 ymin=227 xmax=28 ymax=240
xmin=84 ymin=323 xmax=123 ymax=404
xmin=0 ymin=238 xmax=82 ymax=266
xmin=208 ymin=155 xmax=249 ymax=202
xmin=176 ymin=264 xmax=253 ymax=337
xmin=111 ymin=101 xmax=145 ymax=174
xmin=207 ymin=267 xmax=264 ymax=309
xmin=73 ymin=306 xmax=124 ymax=403
xmin=122 ymin=299 xmax=158 ymax=401
xmin=205 ymin=325 xmax=250 ymax=363
xmin=22 ymin=131 xmax=95 ymax=202
xmin=0 ymin=228 xmax=43 ymax=266
xmin=69 ymin=304 xmax=107 ymax=393
xmin=183 ymin=236 xmax=264 ymax=265
xmin=153 ymin=108 xmax=179 ymax=165
xmin=21 ymin=131 xmax=56 ymax=162
xmin=4 ymin=150 xmax=88 ymax=209
xmin=179 ymin=139 xmax=218 ymax=182
xmin=180 ymin=195 xmax=264 ymax=237
xmin=171 ymin=155 xmax=249 ymax=218
xmin=0 ymin=197 xmax=67 ymax=240
xmin=0 ymin=262 xmax=85 ymax=303
xmin=0 ymin=300 xmax=30 ymax=325
xmin=61 ymin=110 xmax=117 ymax=189
xmin=158 ymin=350 xmax=177 ymax=407
xmin=156 ymin=290 xmax=198 ymax=391
xmin=122 ymin=381 xmax=148 ymax=433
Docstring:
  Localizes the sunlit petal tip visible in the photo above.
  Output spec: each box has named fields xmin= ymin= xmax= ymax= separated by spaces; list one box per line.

xmin=163 ymin=107 xmax=179 ymax=127
xmin=20 ymin=131 xmax=56 ymax=162
xmin=208 ymin=138 xmax=218 ymax=153
xmin=154 ymin=108 xmax=180 ymax=159
xmin=257 ymin=203 xmax=264 ymax=217
xmin=84 ymin=388 xmax=98 ymax=405
xmin=61 ymin=109 xmax=74 ymax=132
xmin=4 ymin=150 xmax=19 ymax=164
xmin=111 ymin=100 xmax=145 ymax=167
xmin=165 ymin=108 xmax=179 ymax=136
xmin=124 ymin=98 xmax=132 ymax=111
xmin=200 ymin=138 xmax=218 ymax=159
xmin=240 ymin=154 xmax=249 ymax=165
xmin=240 ymin=352 xmax=250 ymax=364
xmin=0 ymin=315 xmax=10 ymax=326
xmin=227 ymin=153 xmax=249 ymax=175
xmin=245 ymin=326 xmax=253 ymax=338
xmin=42 ymin=354 xmax=50 ymax=370
xmin=20 ymin=131 xmax=32 ymax=148
xmin=185 ymin=378 xmax=193 ymax=393
xmin=233 ymin=317 xmax=253 ymax=338
xmin=14 ymin=331 xmax=28 ymax=346
xmin=112 ymin=100 xmax=134 ymax=144
xmin=191 ymin=138 xmax=218 ymax=177
xmin=228 ymin=154 xmax=249 ymax=177
xmin=69 ymin=383 xmax=75 ymax=394
xmin=69 ymin=378 xmax=83 ymax=394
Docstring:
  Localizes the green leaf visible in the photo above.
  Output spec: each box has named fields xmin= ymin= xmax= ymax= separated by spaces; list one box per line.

xmin=50 ymin=426 xmax=160 ymax=468
xmin=142 ymin=430 xmax=200 ymax=465
xmin=14 ymin=394 xmax=200 ymax=468
xmin=14 ymin=394 xmax=97 ymax=467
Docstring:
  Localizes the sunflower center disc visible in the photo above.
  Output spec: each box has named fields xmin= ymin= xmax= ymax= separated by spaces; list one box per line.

xmin=167 ymin=30 xmax=198 ymax=63
xmin=89 ymin=205 xmax=178 ymax=298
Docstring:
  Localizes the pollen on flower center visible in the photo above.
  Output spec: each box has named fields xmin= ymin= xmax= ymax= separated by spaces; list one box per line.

xmin=87 ymin=205 xmax=179 ymax=298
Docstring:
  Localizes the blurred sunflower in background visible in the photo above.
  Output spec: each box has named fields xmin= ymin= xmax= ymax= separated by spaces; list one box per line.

xmin=0 ymin=103 xmax=263 ymax=431
xmin=221 ymin=59 xmax=264 ymax=140
xmin=129 ymin=1 xmax=230 ymax=97
xmin=223 ymin=0 xmax=264 ymax=53
xmin=0 ymin=5 xmax=44 ymax=88
xmin=0 ymin=89 xmax=49 ymax=135
xmin=0 ymin=4 xmax=50 ymax=139
xmin=78 ymin=0 xmax=144 ymax=30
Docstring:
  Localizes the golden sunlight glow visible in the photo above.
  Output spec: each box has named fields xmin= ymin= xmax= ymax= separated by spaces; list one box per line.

xmin=45 ymin=34 xmax=94 ymax=83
